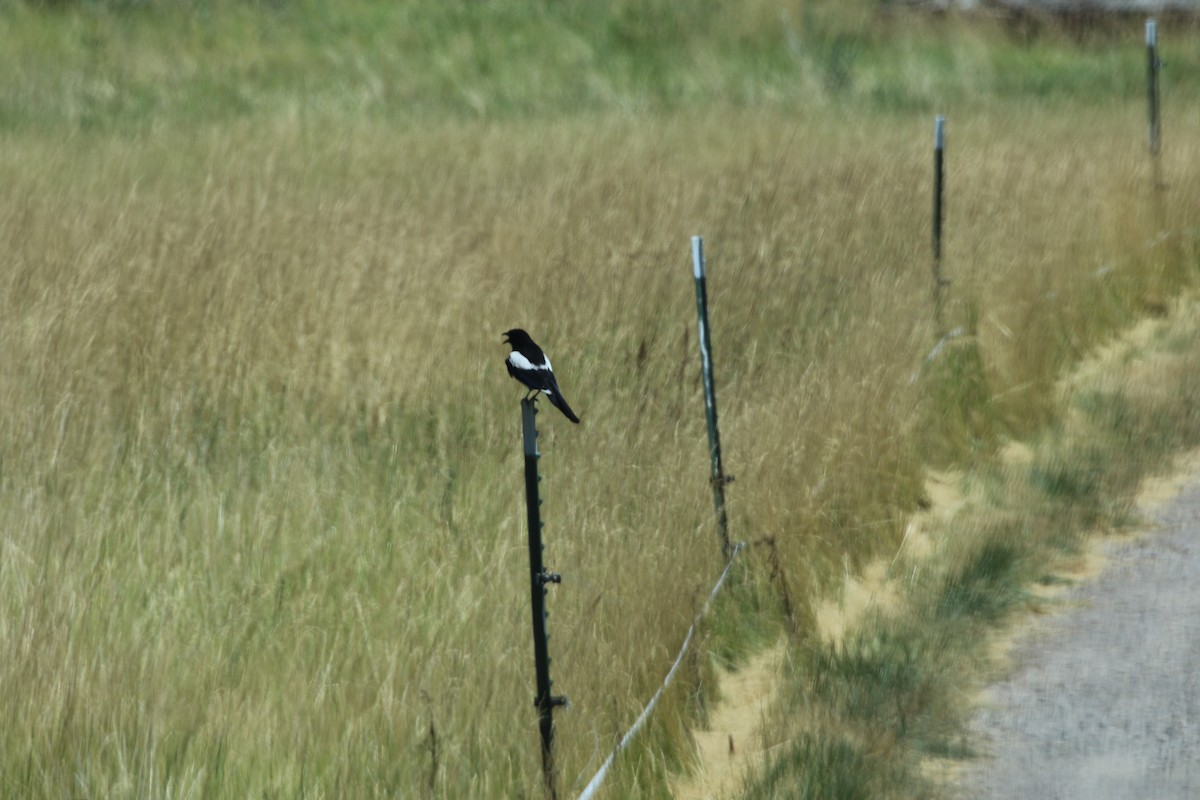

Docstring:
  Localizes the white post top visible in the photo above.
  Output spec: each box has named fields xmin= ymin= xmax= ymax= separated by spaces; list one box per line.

xmin=935 ymin=116 xmax=946 ymax=150
xmin=691 ymin=235 xmax=705 ymax=279
xmin=1146 ymin=19 xmax=1156 ymax=47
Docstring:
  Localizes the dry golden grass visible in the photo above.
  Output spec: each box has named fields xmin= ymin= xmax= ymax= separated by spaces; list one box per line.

xmin=0 ymin=91 xmax=1196 ymax=798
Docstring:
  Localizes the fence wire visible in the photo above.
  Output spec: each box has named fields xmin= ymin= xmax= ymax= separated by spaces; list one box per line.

xmin=576 ymin=541 xmax=746 ymax=800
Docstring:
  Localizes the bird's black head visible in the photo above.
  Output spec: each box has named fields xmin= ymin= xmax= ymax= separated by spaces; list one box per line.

xmin=502 ymin=328 xmax=533 ymax=349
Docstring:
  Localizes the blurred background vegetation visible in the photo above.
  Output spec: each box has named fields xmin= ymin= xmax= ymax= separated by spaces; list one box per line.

xmin=1 ymin=0 xmax=1196 ymax=131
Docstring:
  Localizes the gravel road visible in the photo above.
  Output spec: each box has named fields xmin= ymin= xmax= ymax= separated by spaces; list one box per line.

xmin=960 ymin=466 xmax=1200 ymax=799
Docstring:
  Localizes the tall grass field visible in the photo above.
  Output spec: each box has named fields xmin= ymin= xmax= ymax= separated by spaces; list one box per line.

xmin=0 ymin=1 xmax=1198 ymax=797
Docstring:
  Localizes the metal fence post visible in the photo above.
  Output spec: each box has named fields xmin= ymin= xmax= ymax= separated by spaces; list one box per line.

xmin=1147 ymin=19 xmax=1161 ymax=157
xmin=691 ymin=236 xmax=732 ymax=560
xmin=521 ymin=398 xmax=566 ymax=799
xmin=932 ymin=115 xmax=948 ymax=334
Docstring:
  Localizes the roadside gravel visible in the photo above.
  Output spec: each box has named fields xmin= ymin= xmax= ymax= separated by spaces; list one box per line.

xmin=960 ymin=463 xmax=1200 ymax=799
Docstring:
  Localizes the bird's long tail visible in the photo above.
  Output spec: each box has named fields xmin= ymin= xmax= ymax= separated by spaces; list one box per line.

xmin=546 ymin=386 xmax=581 ymax=424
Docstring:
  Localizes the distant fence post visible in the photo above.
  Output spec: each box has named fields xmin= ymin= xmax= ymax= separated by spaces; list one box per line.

xmin=691 ymin=236 xmax=732 ymax=560
xmin=520 ymin=398 xmax=566 ymax=800
xmin=1146 ymin=19 xmax=1161 ymax=158
xmin=932 ymin=115 xmax=948 ymax=334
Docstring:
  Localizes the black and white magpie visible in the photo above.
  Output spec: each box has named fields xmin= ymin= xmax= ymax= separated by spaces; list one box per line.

xmin=503 ymin=328 xmax=581 ymax=423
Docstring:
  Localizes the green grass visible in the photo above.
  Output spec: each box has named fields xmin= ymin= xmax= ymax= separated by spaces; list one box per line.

xmin=918 ymin=330 xmax=1001 ymax=463
xmin=1 ymin=1 xmax=1199 ymax=131
xmin=935 ymin=538 xmax=1026 ymax=623
xmin=808 ymin=622 xmax=946 ymax=743
xmin=743 ymin=731 xmax=901 ymax=800
xmin=0 ymin=1 xmax=1198 ymax=797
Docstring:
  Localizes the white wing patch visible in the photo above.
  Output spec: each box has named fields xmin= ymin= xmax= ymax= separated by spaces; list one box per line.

xmin=508 ymin=351 xmax=549 ymax=371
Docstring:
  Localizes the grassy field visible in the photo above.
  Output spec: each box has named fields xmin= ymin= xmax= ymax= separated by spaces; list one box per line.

xmin=0 ymin=1 xmax=1198 ymax=797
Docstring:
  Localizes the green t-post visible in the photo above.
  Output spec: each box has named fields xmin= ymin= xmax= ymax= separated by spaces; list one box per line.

xmin=521 ymin=398 xmax=564 ymax=799
xmin=691 ymin=236 xmax=731 ymax=560
xmin=932 ymin=115 xmax=948 ymax=333
xmin=1147 ymin=19 xmax=1161 ymax=157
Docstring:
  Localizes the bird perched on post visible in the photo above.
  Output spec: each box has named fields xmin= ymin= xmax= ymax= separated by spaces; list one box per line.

xmin=502 ymin=328 xmax=581 ymax=424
